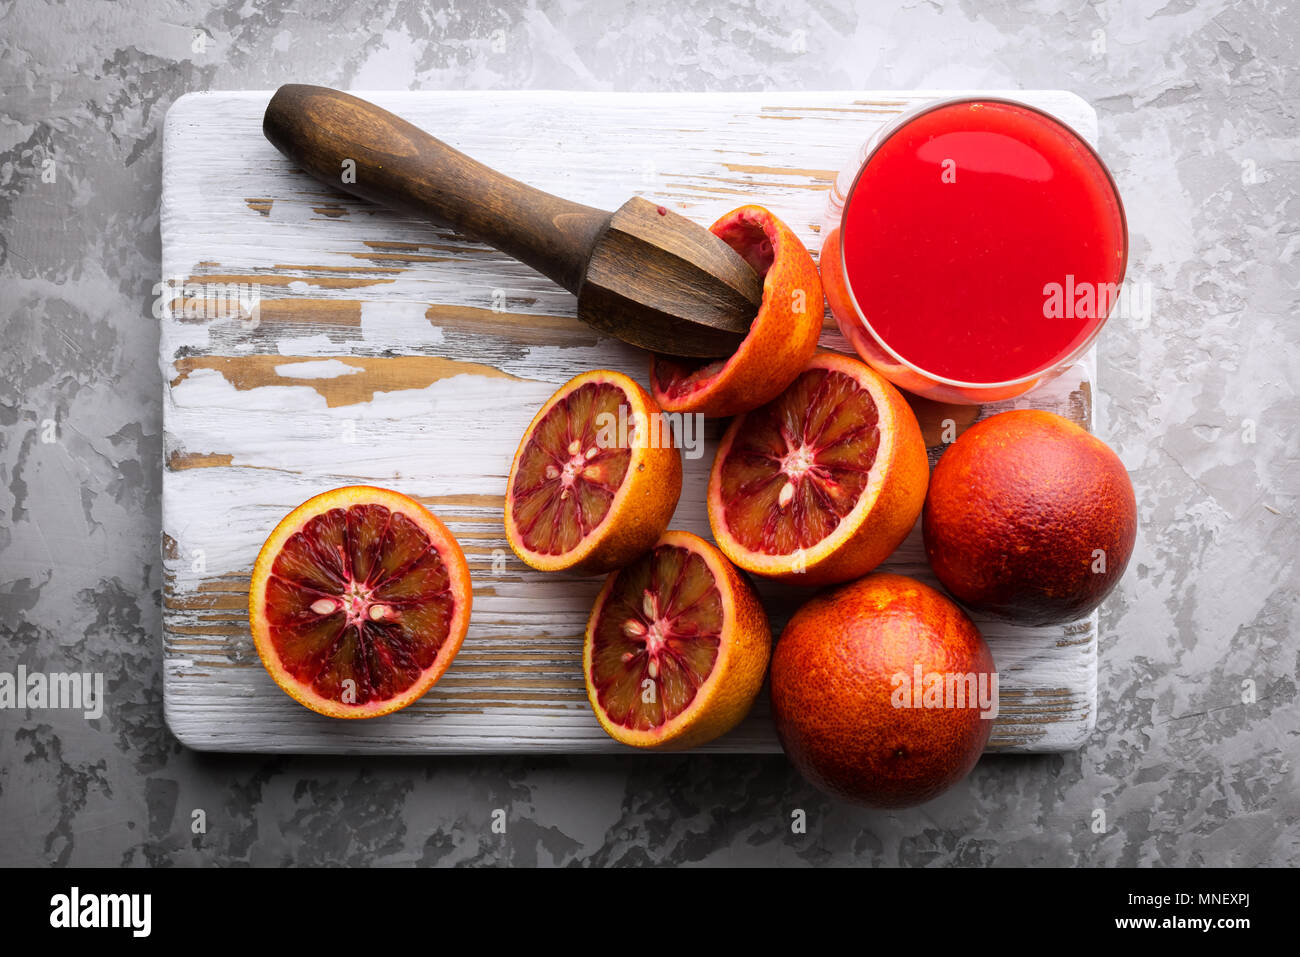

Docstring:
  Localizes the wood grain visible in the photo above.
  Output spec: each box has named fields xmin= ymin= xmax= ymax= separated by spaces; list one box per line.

xmin=161 ymin=90 xmax=1102 ymax=754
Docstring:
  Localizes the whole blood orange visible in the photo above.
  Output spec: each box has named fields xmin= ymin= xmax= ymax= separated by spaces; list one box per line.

xmin=249 ymin=486 xmax=473 ymax=719
xmin=505 ymin=370 xmax=682 ymax=575
xmin=583 ymin=530 xmax=771 ymax=749
xmin=923 ymin=409 xmax=1137 ymax=626
xmin=707 ymin=351 xmax=929 ymax=586
xmin=770 ymin=573 xmax=996 ymax=808
xmin=649 ymin=205 xmax=823 ymax=417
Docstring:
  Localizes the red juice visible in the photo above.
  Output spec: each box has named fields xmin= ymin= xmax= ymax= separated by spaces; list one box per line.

xmin=824 ymin=99 xmax=1126 ymax=398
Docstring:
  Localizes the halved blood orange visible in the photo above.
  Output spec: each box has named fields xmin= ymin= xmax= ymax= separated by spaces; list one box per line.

xmin=583 ymin=530 xmax=771 ymax=750
xmin=708 ymin=351 xmax=929 ymax=586
xmin=505 ymin=370 xmax=682 ymax=575
xmin=248 ymin=486 xmax=472 ymax=719
xmin=649 ymin=205 xmax=823 ymax=418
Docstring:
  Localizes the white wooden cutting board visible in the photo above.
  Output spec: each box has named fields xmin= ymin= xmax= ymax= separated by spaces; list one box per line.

xmin=160 ymin=90 xmax=1101 ymax=753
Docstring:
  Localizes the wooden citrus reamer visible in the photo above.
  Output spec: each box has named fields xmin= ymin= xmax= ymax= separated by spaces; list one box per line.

xmin=262 ymin=85 xmax=763 ymax=357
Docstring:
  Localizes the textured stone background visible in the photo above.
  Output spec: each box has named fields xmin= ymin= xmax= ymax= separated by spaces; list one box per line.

xmin=1 ymin=0 xmax=1296 ymax=866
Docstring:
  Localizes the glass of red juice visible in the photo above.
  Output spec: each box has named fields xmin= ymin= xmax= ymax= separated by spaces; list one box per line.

xmin=820 ymin=97 xmax=1127 ymax=404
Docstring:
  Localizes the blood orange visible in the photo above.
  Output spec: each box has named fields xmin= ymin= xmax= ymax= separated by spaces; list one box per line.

xmin=770 ymin=573 xmax=996 ymax=808
xmin=505 ymin=370 xmax=682 ymax=575
xmin=649 ymin=205 xmax=823 ymax=418
xmin=924 ymin=409 xmax=1137 ymax=625
xmin=248 ymin=486 xmax=473 ymax=719
xmin=707 ymin=351 xmax=929 ymax=586
xmin=583 ymin=530 xmax=770 ymax=749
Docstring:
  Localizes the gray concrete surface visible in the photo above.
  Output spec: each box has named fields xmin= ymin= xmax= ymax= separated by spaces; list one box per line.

xmin=1 ymin=0 xmax=1296 ymax=866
